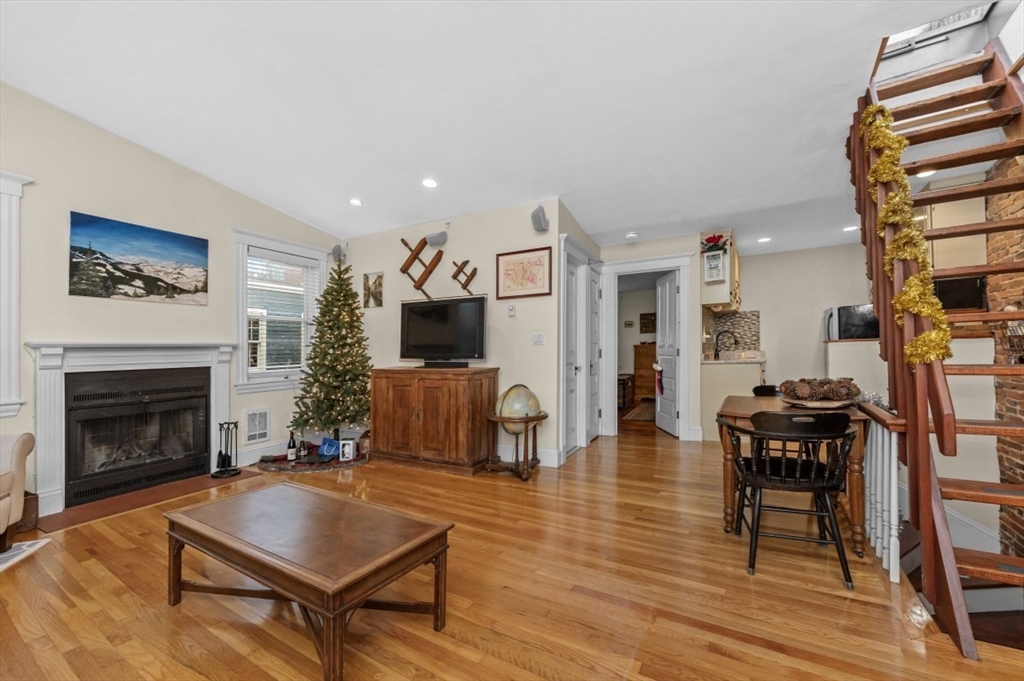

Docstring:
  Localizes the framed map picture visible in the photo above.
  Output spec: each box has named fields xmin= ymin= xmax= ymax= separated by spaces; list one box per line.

xmin=496 ymin=247 xmax=551 ymax=299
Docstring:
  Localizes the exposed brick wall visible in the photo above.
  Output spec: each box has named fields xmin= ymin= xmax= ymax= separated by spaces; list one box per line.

xmin=985 ymin=156 xmax=1024 ymax=558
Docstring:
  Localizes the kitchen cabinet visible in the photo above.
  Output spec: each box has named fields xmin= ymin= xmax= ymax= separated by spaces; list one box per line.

xmin=700 ymin=230 xmax=740 ymax=311
xmin=633 ymin=344 xmax=657 ymax=406
xmin=370 ymin=366 xmax=498 ymax=474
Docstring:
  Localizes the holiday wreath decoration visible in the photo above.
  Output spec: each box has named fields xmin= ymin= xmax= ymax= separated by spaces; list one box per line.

xmin=858 ymin=104 xmax=952 ymax=365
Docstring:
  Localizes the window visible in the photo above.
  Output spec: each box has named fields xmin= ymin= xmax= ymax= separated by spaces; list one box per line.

xmin=235 ymin=230 xmax=327 ymax=394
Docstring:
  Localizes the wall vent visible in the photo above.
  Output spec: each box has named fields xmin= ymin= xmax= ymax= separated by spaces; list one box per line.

xmin=245 ymin=408 xmax=270 ymax=443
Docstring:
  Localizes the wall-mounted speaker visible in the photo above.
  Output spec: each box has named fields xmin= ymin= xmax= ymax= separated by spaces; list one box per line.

xmin=531 ymin=205 xmax=549 ymax=232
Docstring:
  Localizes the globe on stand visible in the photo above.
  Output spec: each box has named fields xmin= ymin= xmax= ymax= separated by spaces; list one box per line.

xmin=495 ymin=384 xmax=541 ymax=435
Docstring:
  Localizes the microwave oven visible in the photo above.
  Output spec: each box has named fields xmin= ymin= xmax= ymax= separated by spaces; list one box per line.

xmin=825 ymin=304 xmax=879 ymax=340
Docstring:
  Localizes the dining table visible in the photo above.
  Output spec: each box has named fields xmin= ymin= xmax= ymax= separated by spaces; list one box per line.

xmin=716 ymin=395 xmax=870 ymax=557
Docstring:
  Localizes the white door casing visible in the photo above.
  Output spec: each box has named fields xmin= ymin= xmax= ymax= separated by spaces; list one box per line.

xmin=598 ymin=253 xmax=697 ymax=440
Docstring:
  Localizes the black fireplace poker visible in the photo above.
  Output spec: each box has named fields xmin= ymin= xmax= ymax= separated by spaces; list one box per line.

xmin=212 ymin=421 xmax=241 ymax=478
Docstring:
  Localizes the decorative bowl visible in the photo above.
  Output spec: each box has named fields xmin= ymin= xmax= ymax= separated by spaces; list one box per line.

xmin=779 ymin=397 xmax=854 ymax=410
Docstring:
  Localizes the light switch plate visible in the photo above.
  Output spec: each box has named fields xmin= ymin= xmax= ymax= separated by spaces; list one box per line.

xmin=532 ymin=332 xmax=544 ymax=346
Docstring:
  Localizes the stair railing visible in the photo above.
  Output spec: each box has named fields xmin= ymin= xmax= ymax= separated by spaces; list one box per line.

xmin=849 ymin=60 xmax=978 ymax=659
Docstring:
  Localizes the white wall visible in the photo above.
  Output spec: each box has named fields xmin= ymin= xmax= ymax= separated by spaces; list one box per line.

xmin=345 ymin=198 xmax=562 ymax=453
xmin=618 ymin=290 xmax=656 ymax=373
xmin=0 ymin=83 xmax=336 ymax=471
xmin=740 ymin=243 xmax=871 ymax=386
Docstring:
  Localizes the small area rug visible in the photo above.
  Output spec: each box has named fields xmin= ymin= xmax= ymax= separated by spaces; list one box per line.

xmin=256 ymin=452 xmax=369 ymax=473
xmin=0 ymin=538 xmax=51 ymax=572
xmin=36 ymin=468 xmax=261 ymax=533
xmin=623 ymin=400 xmax=657 ymax=422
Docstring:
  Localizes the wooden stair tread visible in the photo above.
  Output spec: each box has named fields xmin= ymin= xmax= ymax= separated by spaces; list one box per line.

xmin=954 ymin=548 xmax=1024 ymax=587
xmin=943 ymin=364 xmax=1024 ymax=376
xmin=890 ymin=80 xmax=1005 ymax=121
xmin=876 ymin=54 xmax=994 ymax=99
xmin=903 ymin=140 xmax=1024 ymax=176
xmin=947 ymin=310 xmax=1024 ymax=324
xmin=933 ymin=262 xmax=1023 ymax=279
xmin=912 ymin=175 xmax=1024 ymax=207
xmin=924 ymin=217 xmax=1024 ymax=240
xmin=928 ymin=419 xmax=1023 ymax=438
xmin=939 ymin=478 xmax=1024 ymax=506
xmin=903 ymin=107 xmax=1021 ymax=146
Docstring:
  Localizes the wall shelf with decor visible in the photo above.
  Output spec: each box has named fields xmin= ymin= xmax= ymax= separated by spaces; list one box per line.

xmin=700 ymin=230 xmax=740 ymax=312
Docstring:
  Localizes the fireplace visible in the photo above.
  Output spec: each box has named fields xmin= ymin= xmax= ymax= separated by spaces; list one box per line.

xmin=65 ymin=367 xmax=210 ymax=507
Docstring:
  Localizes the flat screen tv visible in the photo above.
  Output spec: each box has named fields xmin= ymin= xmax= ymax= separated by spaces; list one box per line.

xmin=400 ymin=295 xmax=486 ymax=367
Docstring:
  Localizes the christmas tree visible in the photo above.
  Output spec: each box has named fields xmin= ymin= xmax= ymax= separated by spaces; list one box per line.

xmin=291 ymin=261 xmax=372 ymax=438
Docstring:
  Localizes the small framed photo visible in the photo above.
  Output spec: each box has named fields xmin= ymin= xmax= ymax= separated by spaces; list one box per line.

xmin=363 ymin=272 xmax=383 ymax=308
xmin=640 ymin=313 xmax=656 ymax=333
xmin=624 ymin=320 xmax=634 ymax=328
xmin=496 ymin=247 xmax=552 ymax=299
xmin=339 ymin=439 xmax=357 ymax=461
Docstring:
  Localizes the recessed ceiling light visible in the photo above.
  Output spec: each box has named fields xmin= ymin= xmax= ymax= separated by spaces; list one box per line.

xmin=757 ymin=237 xmax=771 ymax=243
xmin=349 ymin=198 xmax=362 ymax=207
xmin=422 ymin=178 xmax=438 ymax=188
xmin=843 ymin=226 xmax=858 ymax=232
xmin=916 ymin=170 xmax=936 ymax=178
xmin=625 ymin=231 xmax=638 ymax=240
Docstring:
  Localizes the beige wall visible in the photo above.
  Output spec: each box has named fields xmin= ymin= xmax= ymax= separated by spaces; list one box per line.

xmin=558 ymin=200 xmax=600 ymax=259
xmin=618 ymin=290 xmax=656 ymax=373
xmin=0 ymin=83 xmax=336 ymax=466
xmin=740 ymin=243 xmax=871 ymax=386
xmin=345 ymin=198 xmax=562 ymax=453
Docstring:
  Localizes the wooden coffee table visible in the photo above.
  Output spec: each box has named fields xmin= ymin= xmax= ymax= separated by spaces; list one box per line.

xmin=166 ymin=482 xmax=453 ymax=681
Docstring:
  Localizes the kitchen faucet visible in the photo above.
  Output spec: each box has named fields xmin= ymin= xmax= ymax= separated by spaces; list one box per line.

xmin=714 ymin=330 xmax=738 ymax=360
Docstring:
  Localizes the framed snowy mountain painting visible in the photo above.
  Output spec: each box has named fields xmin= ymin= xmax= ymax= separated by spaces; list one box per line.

xmin=68 ymin=212 xmax=209 ymax=305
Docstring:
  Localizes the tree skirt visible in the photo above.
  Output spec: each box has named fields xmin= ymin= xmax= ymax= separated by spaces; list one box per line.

xmin=256 ymin=453 xmax=369 ymax=473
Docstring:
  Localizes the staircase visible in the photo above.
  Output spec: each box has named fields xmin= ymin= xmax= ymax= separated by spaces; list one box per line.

xmin=848 ymin=35 xmax=1023 ymax=660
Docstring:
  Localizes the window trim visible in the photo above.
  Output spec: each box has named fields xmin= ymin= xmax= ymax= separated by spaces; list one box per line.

xmin=234 ymin=229 xmax=327 ymax=395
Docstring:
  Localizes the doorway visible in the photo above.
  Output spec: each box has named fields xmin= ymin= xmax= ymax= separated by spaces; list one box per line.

xmin=598 ymin=254 xmax=695 ymax=440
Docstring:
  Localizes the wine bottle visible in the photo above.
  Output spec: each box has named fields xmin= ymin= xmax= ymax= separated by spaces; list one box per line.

xmin=287 ymin=430 xmax=297 ymax=461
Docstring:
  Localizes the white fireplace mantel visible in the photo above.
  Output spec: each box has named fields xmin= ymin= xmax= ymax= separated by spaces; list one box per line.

xmin=27 ymin=342 xmax=234 ymax=517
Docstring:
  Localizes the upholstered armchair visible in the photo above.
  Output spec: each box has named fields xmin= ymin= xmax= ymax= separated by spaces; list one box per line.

xmin=0 ymin=433 xmax=34 ymax=552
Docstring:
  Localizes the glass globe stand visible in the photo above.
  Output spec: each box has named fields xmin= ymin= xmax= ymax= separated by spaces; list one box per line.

xmin=485 ymin=411 xmax=548 ymax=481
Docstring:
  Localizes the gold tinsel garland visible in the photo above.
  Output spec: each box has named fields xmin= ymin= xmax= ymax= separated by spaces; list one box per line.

xmin=859 ymin=104 xmax=952 ymax=365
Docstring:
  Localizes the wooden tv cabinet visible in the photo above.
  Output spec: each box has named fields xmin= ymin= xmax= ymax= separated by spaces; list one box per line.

xmin=370 ymin=366 xmax=498 ymax=475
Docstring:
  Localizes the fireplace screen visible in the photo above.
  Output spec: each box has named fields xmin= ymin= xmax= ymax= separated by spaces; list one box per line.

xmin=78 ymin=402 xmax=200 ymax=475
xmin=66 ymin=368 xmax=210 ymax=507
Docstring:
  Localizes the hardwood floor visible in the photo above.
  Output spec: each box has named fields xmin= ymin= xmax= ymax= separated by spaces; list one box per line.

xmin=3 ymin=429 xmax=1022 ymax=680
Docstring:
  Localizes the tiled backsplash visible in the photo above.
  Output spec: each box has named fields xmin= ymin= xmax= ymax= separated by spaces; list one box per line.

xmin=702 ymin=309 xmax=760 ymax=356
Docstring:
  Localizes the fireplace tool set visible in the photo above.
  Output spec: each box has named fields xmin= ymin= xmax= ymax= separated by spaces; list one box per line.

xmin=211 ymin=421 xmax=241 ymax=478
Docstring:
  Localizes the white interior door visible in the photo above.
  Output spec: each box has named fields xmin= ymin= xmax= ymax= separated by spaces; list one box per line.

xmin=655 ymin=271 xmax=679 ymax=436
xmin=563 ymin=264 xmax=579 ymax=451
xmin=587 ymin=266 xmax=600 ymax=442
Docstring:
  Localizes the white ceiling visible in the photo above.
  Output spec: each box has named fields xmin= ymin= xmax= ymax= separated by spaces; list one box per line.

xmin=0 ymin=1 xmax=986 ymax=256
